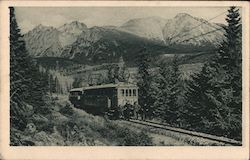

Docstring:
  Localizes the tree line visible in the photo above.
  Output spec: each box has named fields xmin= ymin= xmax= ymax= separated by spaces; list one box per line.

xmin=137 ymin=7 xmax=242 ymax=140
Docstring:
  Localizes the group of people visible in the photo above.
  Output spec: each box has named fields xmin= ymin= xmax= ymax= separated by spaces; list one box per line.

xmin=118 ymin=102 xmax=145 ymax=120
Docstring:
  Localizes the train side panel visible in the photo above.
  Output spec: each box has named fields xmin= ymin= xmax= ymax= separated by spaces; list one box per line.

xmin=82 ymin=87 xmax=117 ymax=114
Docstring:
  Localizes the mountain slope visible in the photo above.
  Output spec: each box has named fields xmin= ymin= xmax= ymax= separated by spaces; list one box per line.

xmin=24 ymin=22 xmax=88 ymax=57
xmin=61 ymin=26 xmax=173 ymax=65
xmin=24 ymin=25 xmax=63 ymax=57
xmin=162 ymin=13 xmax=224 ymax=46
xmin=119 ymin=16 xmax=167 ymax=44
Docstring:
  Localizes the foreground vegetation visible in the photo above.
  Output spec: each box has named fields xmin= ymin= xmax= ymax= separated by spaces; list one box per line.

xmin=11 ymin=95 xmax=153 ymax=146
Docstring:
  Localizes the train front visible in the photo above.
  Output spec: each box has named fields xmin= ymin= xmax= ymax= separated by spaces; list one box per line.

xmin=69 ymin=87 xmax=84 ymax=108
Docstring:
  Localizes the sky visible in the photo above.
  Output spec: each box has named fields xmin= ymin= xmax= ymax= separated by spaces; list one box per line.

xmin=15 ymin=7 xmax=230 ymax=33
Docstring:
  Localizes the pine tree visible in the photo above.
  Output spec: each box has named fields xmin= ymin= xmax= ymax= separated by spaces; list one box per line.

xmin=184 ymin=63 xmax=215 ymax=130
xmin=154 ymin=62 xmax=172 ymax=119
xmin=10 ymin=7 xmax=49 ymax=130
xmin=10 ymin=7 xmax=35 ymax=129
xmin=155 ymin=55 xmax=182 ymax=125
xmin=184 ymin=6 xmax=242 ymax=139
xmin=49 ymin=75 xmax=56 ymax=93
xmin=10 ymin=7 xmax=32 ymax=102
xmin=167 ymin=55 xmax=182 ymax=124
xmin=72 ymin=77 xmax=81 ymax=88
xmin=210 ymin=6 xmax=242 ymax=139
xmin=136 ymin=49 xmax=154 ymax=118
xmin=106 ymin=64 xmax=117 ymax=83
xmin=26 ymin=62 xmax=48 ymax=107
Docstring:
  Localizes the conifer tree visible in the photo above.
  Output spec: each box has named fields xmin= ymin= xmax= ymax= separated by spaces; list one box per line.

xmin=184 ymin=63 xmax=215 ymax=129
xmin=155 ymin=55 xmax=182 ymax=125
xmin=184 ymin=6 xmax=242 ymax=139
xmin=10 ymin=7 xmax=49 ymax=129
xmin=167 ymin=55 xmax=182 ymax=124
xmin=154 ymin=62 xmax=172 ymax=119
xmin=106 ymin=64 xmax=117 ymax=83
xmin=72 ymin=77 xmax=81 ymax=88
xmin=10 ymin=7 xmax=32 ymax=102
xmin=49 ymin=75 xmax=56 ymax=93
xmin=136 ymin=49 xmax=154 ymax=118
xmin=106 ymin=63 xmax=128 ymax=84
xmin=210 ymin=6 xmax=242 ymax=139
xmin=10 ymin=7 xmax=34 ymax=129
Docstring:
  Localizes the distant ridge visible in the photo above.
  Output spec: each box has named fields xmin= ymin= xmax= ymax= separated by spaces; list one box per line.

xmin=23 ymin=13 xmax=224 ymax=65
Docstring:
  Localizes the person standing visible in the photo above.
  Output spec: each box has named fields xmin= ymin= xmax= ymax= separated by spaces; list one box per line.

xmin=134 ymin=102 xmax=141 ymax=120
xmin=128 ymin=103 xmax=134 ymax=119
xmin=118 ymin=104 xmax=124 ymax=119
xmin=123 ymin=102 xmax=129 ymax=120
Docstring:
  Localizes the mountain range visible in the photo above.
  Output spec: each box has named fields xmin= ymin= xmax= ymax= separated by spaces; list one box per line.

xmin=23 ymin=13 xmax=225 ymax=65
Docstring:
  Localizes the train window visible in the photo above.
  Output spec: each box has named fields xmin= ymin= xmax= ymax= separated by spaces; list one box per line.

xmin=129 ymin=89 xmax=132 ymax=96
xmin=133 ymin=89 xmax=136 ymax=96
xmin=71 ymin=91 xmax=80 ymax=96
xmin=126 ymin=89 xmax=128 ymax=96
xmin=121 ymin=89 xmax=125 ymax=97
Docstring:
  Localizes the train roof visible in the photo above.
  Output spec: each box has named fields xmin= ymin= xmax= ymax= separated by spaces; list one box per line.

xmin=69 ymin=83 xmax=138 ymax=92
xmin=69 ymin=87 xmax=84 ymax=92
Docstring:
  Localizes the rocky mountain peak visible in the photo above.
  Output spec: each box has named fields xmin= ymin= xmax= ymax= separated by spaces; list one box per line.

xmin=174 ymin=13 xmax=193 ymax=19
xmin=69 ymin=21 xmax=87 ymax=28
xmin=58 ymin=21 xmax=87 ymax=34
xmin=33 ymin=24 xmax=55 ymax=31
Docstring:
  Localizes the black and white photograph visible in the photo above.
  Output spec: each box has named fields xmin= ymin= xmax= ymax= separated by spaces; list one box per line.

xmin=7 ymin=5 xmax=245 ymax=147
xmin=0 ymin=2 xmax=249 ymax=159
xmin=0 ymin=1 xmax=249 ymax=159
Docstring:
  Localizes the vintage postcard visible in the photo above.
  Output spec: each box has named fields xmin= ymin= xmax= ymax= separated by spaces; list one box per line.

xmin=0 ymin=1 xmax=249 ymax=160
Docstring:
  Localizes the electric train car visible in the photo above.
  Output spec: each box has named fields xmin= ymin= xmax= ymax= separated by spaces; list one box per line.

xmin=69 ymin=83 xmax=139 ymax=116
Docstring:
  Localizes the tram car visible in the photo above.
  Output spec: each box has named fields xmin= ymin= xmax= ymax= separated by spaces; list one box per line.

xmin=69 ymin=83 xmax=139 ymax=117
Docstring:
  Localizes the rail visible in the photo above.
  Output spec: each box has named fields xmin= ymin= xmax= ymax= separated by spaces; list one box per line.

xmin=127 ymin=119 xmax=242 ymax=146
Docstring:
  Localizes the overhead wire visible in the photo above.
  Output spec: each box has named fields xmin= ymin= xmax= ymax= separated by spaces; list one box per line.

xmin=169 ymin=11 xmax=227 ymax=44
xmin=177 ymin=27 xmax=224 ymax=44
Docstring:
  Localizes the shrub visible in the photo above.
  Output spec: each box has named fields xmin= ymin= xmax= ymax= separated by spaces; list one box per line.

xmin=59 ymin=103 xmax=74 ymax=116
xmin=100 ymin=123 xmax=153 ymax=146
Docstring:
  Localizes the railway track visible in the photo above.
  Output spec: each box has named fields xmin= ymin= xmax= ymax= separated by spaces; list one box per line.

xmin=126 ymin=119 xmax=242 ymax=146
